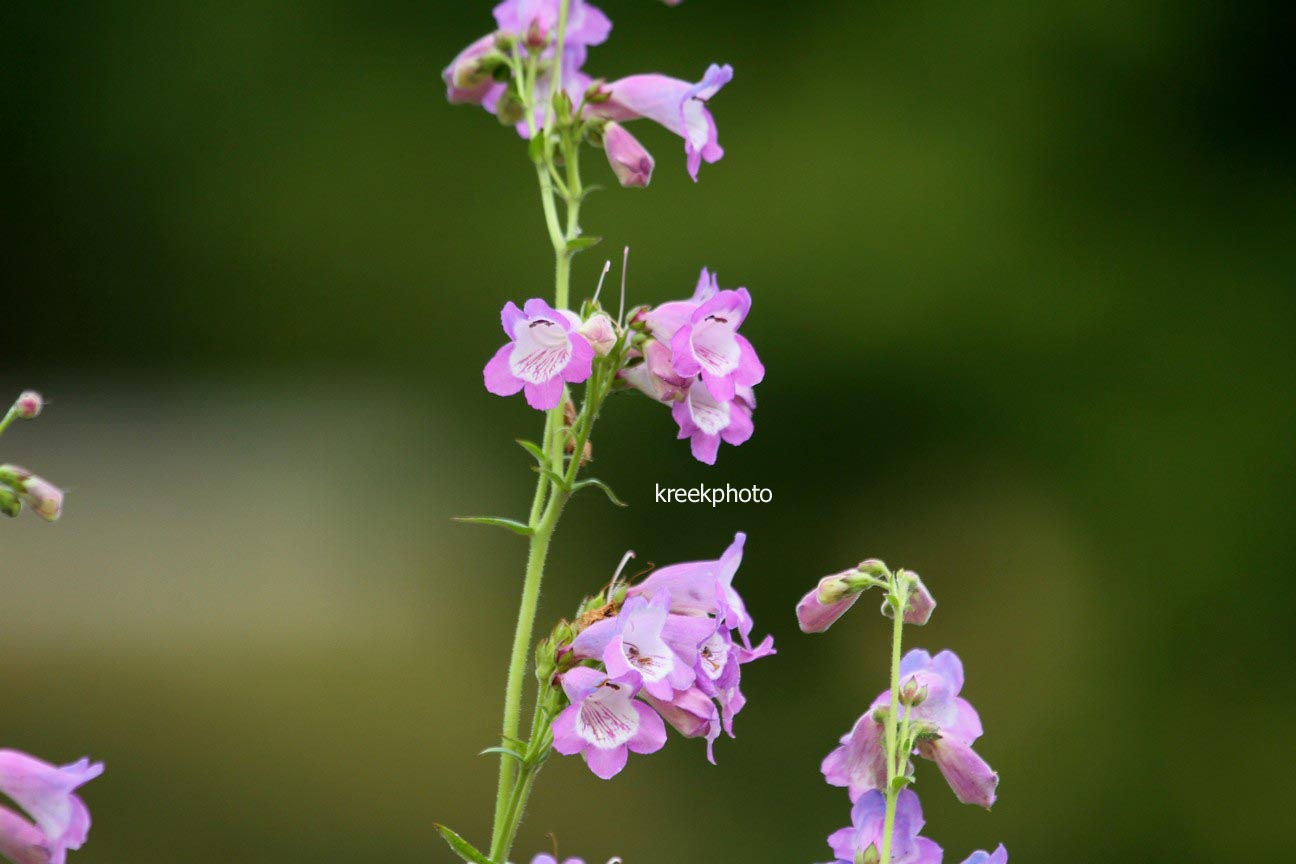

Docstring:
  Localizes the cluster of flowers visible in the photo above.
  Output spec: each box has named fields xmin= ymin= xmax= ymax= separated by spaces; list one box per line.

xmin=483 ymin=267 xmax=764 ymax=465
xmin=0 ymin=749 xmax=102 ymax=864
xmin=547 ymin=533 xmax=774 ymax=778
xmin=797 ymin=566 xmax=1005 ymax=864
xmin=444 ymin=0 xmax=732 ymax=185
xmin=1 ymin=392 xmax=63 ymax=522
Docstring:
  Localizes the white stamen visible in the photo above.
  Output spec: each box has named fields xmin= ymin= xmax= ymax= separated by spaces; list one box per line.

xmin=609 ymin=549 xmax=636 ymax=591
xmin=592 ymin=259 xmax=612 ymax=305
xmin=618 ymin=246 xmax=630 ymax=326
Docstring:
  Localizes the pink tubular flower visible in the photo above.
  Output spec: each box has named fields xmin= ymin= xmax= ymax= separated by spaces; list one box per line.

xmin=601 ymin=121 xmax=654 ymax=187
xmin=960 ymin=845 xmax=1007 ymax=864
xmin=484 ymin=299 xmax=594 ymax=410
xmin=882 ymin=570 xmax=937 ymax=626
xmin=0 ymin=750 xmax=103 ymax=864
xmin=671 ymin=380 xmax=754 ymax=465
xmin=825 ymin=790 xmax=942 ymax=864
xmin=590 ymin=64 xmax=733 ymax=180
xmin=570 ymin=592 xmax=699 ymax=699
xmin=628 ymin=531 xmax=754 ymax=646
xmin=551 ymin=667 xmax=666 ymax=779
xmin=642 ymin=686 xmax=722 ymax=763
xmin=823 ymin=649 xmax=999 ymax=808
xmin=493 ymin=0 xmax=611 ymax=50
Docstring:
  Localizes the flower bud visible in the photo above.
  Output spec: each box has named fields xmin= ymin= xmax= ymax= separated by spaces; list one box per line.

xmin=796 ymin=570 xmax=865 ymax=633
xmin=601 ymin=122 xmax=654 ymax=188
xmin=524 ymin=19 xmax=547 ymax=51
xmin=20 ymin=475 xmax=63 ymax=522
xmin=899 ymin=677 xmax=928 ymax=707
xmin=856 ymin=843 xmax=880 ymax=864
xmin=495 ymin=89 xmax=526 ymax=126
xmin=14 ymin=391 xmax=42 ymax=420
xmin=0 ymin=487 xmax=19 ymax=518
xmin=580 ymin=313 xmax=618 ymax=356
xmin=882 ymin=570 xmax=936 ymax=626
xmin=856 ymin=559 xmax=890 ymax=579
xmin=0 ymin=464 xmax=31 ymax=489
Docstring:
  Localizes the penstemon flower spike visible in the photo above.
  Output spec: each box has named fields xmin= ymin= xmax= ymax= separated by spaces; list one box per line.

xmin=799 ymin=561 xmax=1005 ymax=864
xmin=441 ymin=2 xmax=770 ymax=862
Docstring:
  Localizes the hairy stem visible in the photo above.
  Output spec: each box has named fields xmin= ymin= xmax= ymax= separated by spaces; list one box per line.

xmin=879 ymin=574 xmax=908 ymax=864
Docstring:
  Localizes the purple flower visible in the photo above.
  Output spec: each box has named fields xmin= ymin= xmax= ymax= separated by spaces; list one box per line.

xmin=627 ymin=531 xmax=755 ymax=647
xmin=960 ymin=845 xmax=1007 ymax=864
xmin=823 ymin=650 xmax=998 ymax=808
xmin=493 ymin=0 xmax=611 ymax=51
xmin=824 ymin=790 xmax=942 ymax=864
xmin=484 ymin=299 xmax=594 ymax=410
xmin=694 ymin=628 xmax=776 ymax=737
xmin=590 ymin=65 xmax=733 ymax=180
xmin=601 ymin=121 xmax=654 ymax=187
xmin=642 ymin=686 xmax=722 ymax=763
xmin=619 ymin=339 xmax=688 ymax=402
xmin=570 ymin=592 xmax=701 ymax=699
xmin=670 ymin=380 xmax=754 ymax=465
xmin=643 ymin=271 xmax=763 ymax=401
xmin=551 ymin=667 xmax=666 ymax=779
xmin=0 ymin=750 xmax=103 ymax=864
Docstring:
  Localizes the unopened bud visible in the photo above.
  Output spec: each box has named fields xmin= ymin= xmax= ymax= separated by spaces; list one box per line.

xmin=856 ymin=559 xmax=890 ymax=579
xmin=524 ymin=19 xmax=547 ymax=50
xmin=797 ymin=569 xmax=866 ymax=633
xmin=535 ymin=635 xmax=558 ymax=685
xmin=0 ymin=464 xmax=32 ymax=489
xmin=495 ymin=89 xmax=526 ymax=126
xmin=899 ymin=677 xmax=928 ymax=706
xmin=882 ymin=570 xmax=937 ymax=626
xmin=14 ymin=391 xmax=43 ymax=420
xmin=0 ymin=487 xmax=19 ymax=518
xmin=580 ymin=313 xmax=618 ymax=356
xmin=20 ymin=475 xmax=63 ymax=522
xmin=601 ymin=122 xmax=654 ymax=188
xmin=856 ymin=843 xmax=880 ymax=864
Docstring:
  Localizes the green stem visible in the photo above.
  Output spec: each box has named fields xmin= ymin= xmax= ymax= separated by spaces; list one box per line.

xmin=0 ymin=405 xmax=19 ymax=440
xmin=879 ymin=577 xmax=907 ymax=864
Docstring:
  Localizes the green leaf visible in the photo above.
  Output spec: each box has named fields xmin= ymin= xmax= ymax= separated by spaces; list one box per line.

xmin=565 ymin=235 xmax=603 ymax=254
xmin=572 ymin=477 xmax=628 ymax=508
xmin=515 ymin=438 xmax=547 ymax=465
xmin=434 ymin=824 xmax=494 ymax=864
xmin=478 ymin=746 xmax=525 ymax=762
xmin=453 ymin=516 xmax=533 ymax=536
xmin=890 ymin=774 xmax=914 ymax=793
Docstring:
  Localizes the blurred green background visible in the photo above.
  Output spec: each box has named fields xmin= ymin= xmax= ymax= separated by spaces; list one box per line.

xmin=3 ymin=1 xmax=1293 ymax=862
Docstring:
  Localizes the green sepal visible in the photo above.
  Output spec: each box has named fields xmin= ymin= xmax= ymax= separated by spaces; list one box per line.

xmin=890 ymin=774 xmax=914 ymax=793
xmin=453 ymin=516 xmax=533 ymax=536
xmin=528 ymin=132 xmax=546 ymax=164
xmin=515 ymin=438 xmax=548 ymax=465
xmin=565 ymin=235 xmax=603 ymax=254
xmin=434 ymin=824 xmax=494 ymax=864
xmin=572 ymin=477 xmax=628 ymax=507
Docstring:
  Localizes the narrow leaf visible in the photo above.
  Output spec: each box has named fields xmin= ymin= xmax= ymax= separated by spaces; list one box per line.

xmin=573 ymin=477 xmax=629 ymax=508
xmin=453 ymin=516 xmax=533 ymax=536
xmin=479 ymin=746 xmax=525 ymax=762
xmin=515 ymin=438 xmax=547 ymax=465
xmin=435 ymin=824 xmax=494 ymax=864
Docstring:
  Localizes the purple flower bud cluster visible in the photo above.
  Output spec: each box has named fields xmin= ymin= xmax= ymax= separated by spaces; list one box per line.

xmin=549 ymin=533 xmax=774 ymax=778
xmin=622 ymin=268 xmax=765 ymax=464
xmin=0 ymin=749 xmax=103 ymax=864
xmin=444 ymin=0 xmax=733 ymax=184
